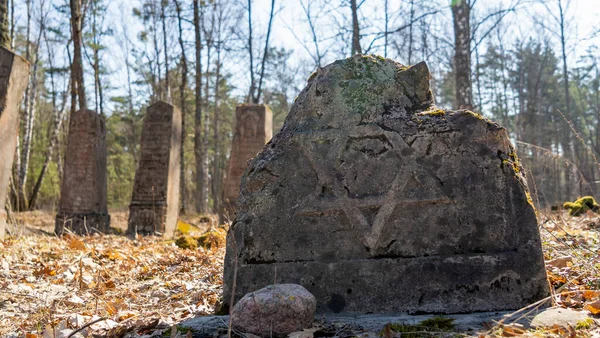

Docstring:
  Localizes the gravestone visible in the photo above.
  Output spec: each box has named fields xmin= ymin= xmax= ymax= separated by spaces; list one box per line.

xmin=0 ymin=48 xmax=29 ymax=239
xmin=55 ymin=109 xmax=110 ymax=235
xmin=220 ymin=104 xmax=272 ymax=221
xmin=127 ymin=101 xmax=181 ymax=237
xmin=223 ymin=55 xmax=549 ymax=314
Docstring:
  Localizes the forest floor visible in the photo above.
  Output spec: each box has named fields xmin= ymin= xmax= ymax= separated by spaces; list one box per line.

xmin=2 ymin=209 xmax=600 ymax=337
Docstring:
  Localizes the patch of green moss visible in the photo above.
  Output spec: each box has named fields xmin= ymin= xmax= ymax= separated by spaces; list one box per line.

xmin=462 ymin=110 xmax=484 ymax=120
xmin=381 ymin=317 xmax=457 ymax=338
xmin=576 ymin=318 xmax=594 ymax=330
xmin=563 ymin=196 xmax=600 ymax=216
xmin=175 ymin=235 xmax=198 ymax=250
xmin=197 ymin=228 xmax=227 ymax=249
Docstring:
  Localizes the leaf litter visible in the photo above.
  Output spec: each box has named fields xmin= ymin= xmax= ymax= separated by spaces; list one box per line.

xmin=6 ymin=209 xmax=600 ymax=337
xmin=0 ymin=211 xmax=224 ymax=337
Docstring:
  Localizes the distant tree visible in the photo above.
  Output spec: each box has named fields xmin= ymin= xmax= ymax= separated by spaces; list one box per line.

xmin=451 ymin=0 xmax=473 ymax=110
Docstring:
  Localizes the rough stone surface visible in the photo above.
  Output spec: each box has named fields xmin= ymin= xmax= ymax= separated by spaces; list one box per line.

xmin=530 ymin=308 xmax=589 ymax=328
xmin=0 ymin=48 xmax=29 ymax=239
xmin=223 ymin=55 xmax=549 ymax=314
xmin=221 ymin=104 xmax=272 ymax=221
xmin=230 ymin=284 xmax=316 ymax=337
xmin=56 ymin=109 xmax=110 ymax=235
xmin=128 ymin=101 xmax=181 ymax=238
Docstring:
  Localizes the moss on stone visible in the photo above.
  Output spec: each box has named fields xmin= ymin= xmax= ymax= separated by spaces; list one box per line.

xmin=197 ymin=228 xmax=227 ymax=249
xmin=417 ymin=108 xmax=446 ymax=117
xmin=563 ymin=196 xmax=600 ymax=216
xmin=382 ymin=317 xmax=456 ymax=337
xmin=175 ymin=235 xmax=198 ymax=250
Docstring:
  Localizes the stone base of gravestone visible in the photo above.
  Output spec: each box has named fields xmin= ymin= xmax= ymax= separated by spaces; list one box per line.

xmin=220 ymin=104 xmax=272 ymax=222
xmin=128 ymin=202 xmax=169 ymax=236
xmin=223 ymin=56 xmax=549 ymax=314
xmin=55 ymin=212 xmax=110 ymax=235
xmin=0 ymin=48 xmax=30 ymax=239
xmin=55 ymin=109 xmax=109 ymax=235
xmin=127 ymin=101 xmax=181 ymax=238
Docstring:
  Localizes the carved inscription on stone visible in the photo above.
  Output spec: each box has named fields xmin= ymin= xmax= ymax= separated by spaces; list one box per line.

xmin=0 ymin=48 xmax=29 ymax=239
xmin=55 ymin=109 xmax=109 ymax=235
xmin=128 ymin=101 xmax=181 ymax=238
xmin=223 ymin=55 xmax=549 ymax=314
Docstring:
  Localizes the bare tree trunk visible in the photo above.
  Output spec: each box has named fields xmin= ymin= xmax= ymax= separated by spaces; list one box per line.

xmin=300 ymin=0 xmax=322 ymax=68
xmin=384 ymin=0 xmax=388 ymax=58
xmin=253 ymin=0 xmax=275 ymax=104
xmin=19 ymin=3 xmax=45 ymax=210
xmin=350 ymin=0 xmax=361 ymax=55
xmin=247 ymin=0 xmax=255 ymax=102
xmin=30 ymin=34 xmax=70 ymax=210
xmin=8 ymin=0 xmax=12 ymax=49
xmin=175 ymin=0 xmax=187 ymax=214
xmin=451 ymin=0 xmax=473 ymax=110
xmin=212 ymin=45 xmax=221 ymax=212
xmin=193 ymin=0 xmax=207 ymax=213
xmin=70 ymin=0 xmax=87 ymax=110
xmin=161 ymin=0 xmax=171 ymax=102
xmin=407 ymin=0 xmax=414 ymax=64
xmin=0 ymin=0 xmax=10 ymax=48
xmin=202 ymin=8 xmax=213 ymax=214
xmin=152 ymin=0 xmax=161 ymax=101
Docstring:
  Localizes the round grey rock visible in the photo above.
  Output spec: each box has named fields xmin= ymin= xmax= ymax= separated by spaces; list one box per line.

xmin=231 ymin=284 xmax=316 ymax=337
xmin=530 ymin=307 xmax=590 ymax=328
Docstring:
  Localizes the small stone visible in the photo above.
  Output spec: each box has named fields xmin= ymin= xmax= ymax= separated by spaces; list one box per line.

xmin=546 ymin=256 xmax=573 ymax=269
xmin=530 ymin=307 xmax=589 ymax=328
xmin=231 ymin=284 xmax=316 ymax=337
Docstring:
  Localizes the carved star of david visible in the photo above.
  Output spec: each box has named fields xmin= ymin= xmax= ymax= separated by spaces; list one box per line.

xmin=293 ymin=125 xmax=452 ymax=252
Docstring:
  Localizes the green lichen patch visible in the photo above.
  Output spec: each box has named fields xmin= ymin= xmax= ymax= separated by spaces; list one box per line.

xmin=563 ymin=196 xmax=600 ymax=216
xmin=381 ymin=317 xmax=457 ymax=337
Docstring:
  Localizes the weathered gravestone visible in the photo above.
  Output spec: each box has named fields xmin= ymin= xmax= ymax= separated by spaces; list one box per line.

xmin=56 ymin=109 xmax=110 ymax=235
xmin=127 ymin=101 xmax=181 ymax=237
xmin=0 ymin=48 xmax=29 ymax=239
xmin=220 ymin=104 xmax=272 ymax=221
xmin=223 ymin=55 xmax=549 ymax=314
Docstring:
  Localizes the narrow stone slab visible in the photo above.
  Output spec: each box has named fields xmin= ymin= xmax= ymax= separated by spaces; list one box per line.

xmin=127 ymin=101 xmax=181 ymax=238
xmin=220 ymin=104 xmax=272 ymax=221
xmin=56 ymin=109 xmax=110 ymax=235
xmin=223 ymin=55 xmax=549 ymax=314
xmin=0 ymin=47 xmax=29 ymax=239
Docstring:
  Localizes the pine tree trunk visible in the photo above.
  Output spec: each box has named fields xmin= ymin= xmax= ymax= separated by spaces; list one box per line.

xmin=350 ymin=0 xmax=361 ymax=55
xmin=193 ymin=0 xmax=207 ymax=213
xmin=451 ymin=0 xmax=473 ymax=110
xmin=175 ymin=0 xmax=187 ymax=214
xmin=0 ymin=0 xmax=10 ymax=48
xmin=70 ymin=0 xmax=86 ymax=110
xmin=161 ymin=0 xmax=171 ymax=102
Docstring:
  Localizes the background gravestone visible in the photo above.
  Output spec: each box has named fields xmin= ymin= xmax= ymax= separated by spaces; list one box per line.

xmin=223 ymin=55 xmax=549 ymax=314
xmin=0 ymin=47 xmax=29 ymax=239
xmin=220 ymin=104 xmax=272 ymax=221
xmin=55 ymin=109 xmax=110 ymax=235
xmin=127 ymin=101 xmax=181 ymax=238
